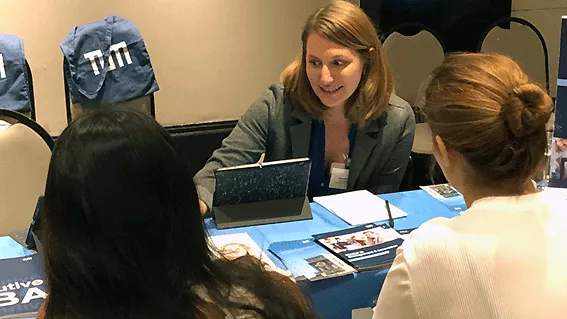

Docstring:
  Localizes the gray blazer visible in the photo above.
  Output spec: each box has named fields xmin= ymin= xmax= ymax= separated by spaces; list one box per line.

xmin=194 ymin=84 xmax=416 ymax=209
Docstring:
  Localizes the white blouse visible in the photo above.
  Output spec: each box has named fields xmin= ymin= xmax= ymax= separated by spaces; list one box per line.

xmin=373 ymin=192 xmax=567 ymax=319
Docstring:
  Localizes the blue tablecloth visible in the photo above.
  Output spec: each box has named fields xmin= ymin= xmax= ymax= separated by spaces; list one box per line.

xmin=0 ymin=190 xmax=462 ymax=319
xmin=206 ymin=190 xmax=461 ymax=319
xmin=0 ymin=236 xmax=33 ymax=259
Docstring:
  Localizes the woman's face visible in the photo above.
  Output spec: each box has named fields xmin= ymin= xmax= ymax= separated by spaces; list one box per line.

xmin=305 ymin=33 xmax=364 ymax=110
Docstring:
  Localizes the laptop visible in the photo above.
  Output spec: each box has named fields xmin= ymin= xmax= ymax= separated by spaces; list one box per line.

xmin=213 ymin=157 xmax=313 ymax=229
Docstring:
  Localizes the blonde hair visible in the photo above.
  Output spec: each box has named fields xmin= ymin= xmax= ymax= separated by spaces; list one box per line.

xmin=424 ymin=53 xmax=553 ymax=187
xmin=280 ymin=1 xmax=393 ymax=126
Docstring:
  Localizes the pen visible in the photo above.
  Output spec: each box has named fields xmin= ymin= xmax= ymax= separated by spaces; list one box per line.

xmin=385 ymin=200 xmax=394 ymax=228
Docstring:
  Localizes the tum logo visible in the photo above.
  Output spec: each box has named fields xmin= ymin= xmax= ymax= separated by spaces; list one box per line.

xmin=83 ymin=41 xmax=132 ymax=75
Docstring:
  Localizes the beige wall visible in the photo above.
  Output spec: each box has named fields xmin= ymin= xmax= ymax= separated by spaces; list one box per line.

xmin=0 ymin=0 xmax=332 ymax=135
xmin=1 ymin=0 xmax=564 ymax=135
xmin=383 ymin=0 xmax=567 ymax=106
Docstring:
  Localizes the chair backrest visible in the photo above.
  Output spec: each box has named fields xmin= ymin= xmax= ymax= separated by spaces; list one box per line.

xmin=11 ymin=60 xmax=36 ymax=121
xmin=478 ymin=17 xmax=550 ymax=94
xmin=61 ymin=16 xmax=158 ymax=123
xmin=66 ymin=94 xmax=155 ymax=122
xmin=0 ymin=109 xmax=54 ymax=149
xmin=382 ymin=24 xmax=445 ymax=121
xmin=64 ymin=59 xmax=156 ymax=122
xmin=0 ymin=35 xmax=35 ymax=120
xmin=0 ymin=109 xmax=53 ymax=235
xmin=25 ymin=59 xmax=36 ymax=120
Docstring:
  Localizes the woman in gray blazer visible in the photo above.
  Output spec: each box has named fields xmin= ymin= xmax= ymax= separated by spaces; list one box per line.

xmin=195 ymin=1 xmax=415 ymax=214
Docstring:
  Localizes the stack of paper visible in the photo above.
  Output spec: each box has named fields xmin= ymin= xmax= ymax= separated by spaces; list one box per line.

xmin=314 ymin=190 xmax=407 ymax=225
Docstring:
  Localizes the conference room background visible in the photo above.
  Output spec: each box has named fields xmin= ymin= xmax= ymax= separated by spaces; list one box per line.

xmin=1 ymin=0 xmax=566 ymax=174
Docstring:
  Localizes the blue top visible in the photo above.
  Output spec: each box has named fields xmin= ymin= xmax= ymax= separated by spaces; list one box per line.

xmin=307 ymin=119 xmax=357 ymax=198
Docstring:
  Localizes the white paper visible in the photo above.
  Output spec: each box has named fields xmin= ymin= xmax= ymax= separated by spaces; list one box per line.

xmin=329 ymin=165 xmax=349 ymax=190
xmin=314 ymin=190 xmax=407 ymax=225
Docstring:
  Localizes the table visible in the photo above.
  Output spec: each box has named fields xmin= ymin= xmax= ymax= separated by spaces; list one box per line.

xmin=206 ymin=190 xmax=461 ymax=319
xmin=0 ymin=236 xmax=33 ymax=259
xmin=0 ymin=190 xmax=461 ymax=319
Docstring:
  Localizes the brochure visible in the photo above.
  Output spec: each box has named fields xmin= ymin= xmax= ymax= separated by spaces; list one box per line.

xmin=312 ymin=223 xmax=404 ymax=271
xmin=0 ymin=254 xmax=45 ymax=319
xmin=268 ymin=239 xmax=355 ymax=281
xmin=421 ymin=183 xmax=467 ymax=212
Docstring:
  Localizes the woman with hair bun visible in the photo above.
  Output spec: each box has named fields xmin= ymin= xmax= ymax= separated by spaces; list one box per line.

xmin=373 ymin=53 xmax=567 ymax=319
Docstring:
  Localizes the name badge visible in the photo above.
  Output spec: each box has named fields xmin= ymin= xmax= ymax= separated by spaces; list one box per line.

xmin=329 ymin=162 xmax=349 ymax=190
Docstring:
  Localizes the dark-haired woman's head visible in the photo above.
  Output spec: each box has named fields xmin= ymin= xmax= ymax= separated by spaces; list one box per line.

xmin=42 ymin=109 xmax=210 ymax=318
xmin=423 ymin=53 xmax=553 ymax=194
xmin=41 ymin=109 xmax=316 ymax=319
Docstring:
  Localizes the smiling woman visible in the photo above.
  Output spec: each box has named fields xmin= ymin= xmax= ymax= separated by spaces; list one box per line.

xmin=194 ymin=1 xmax=416 ymax=215
xmin=305 ymin=33 xmax=364 ymax=111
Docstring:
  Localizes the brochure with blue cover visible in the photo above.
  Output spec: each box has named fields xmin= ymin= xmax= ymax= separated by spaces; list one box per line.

xmin=268 ymin=239 xmax=355 ymax=281
xmin=0 ymin=254 xmax=45 ymax=319
xmin=421 ymin=183 xmax=468 ymax=212
xmin=312 ymin=223 xmax=404 ymax=271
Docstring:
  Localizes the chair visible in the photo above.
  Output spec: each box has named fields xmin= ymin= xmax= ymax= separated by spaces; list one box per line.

xmin=25 ymin=59 xmax=36 ymax=120
xmin=0 ymin=33 xmax=36 ymax=120
xmin=478 ymin=17 xmax=550 ymax=94
xmin=61 ymin=16 xmax=159 ymax=123
xmin=480 ymin=17 xmax=556 ymax=186
xmin=0 ymin=109 xmax=53 ymax=236
xmin=381 ymin=23 xmax=446 ymax=122
xmin=381 ymin=24 xmax=446 ymax=187
xmin=399 ymin=155 xmax=415 ymax=191
xmin=63 ymin=58 xmax=156 ymax=123
xmin=9 ymin=59 xmax=37 ymax=120
xmin=408 ymin=98 xmax=447 ymax=187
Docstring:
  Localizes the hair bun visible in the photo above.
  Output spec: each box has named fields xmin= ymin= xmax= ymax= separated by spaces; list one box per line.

xmin=502 ymin=83 xmax=552 ymax=138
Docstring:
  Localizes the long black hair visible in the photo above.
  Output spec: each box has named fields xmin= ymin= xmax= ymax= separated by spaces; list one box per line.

xmin=42 ymin=109 xmax=316 ymax=319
